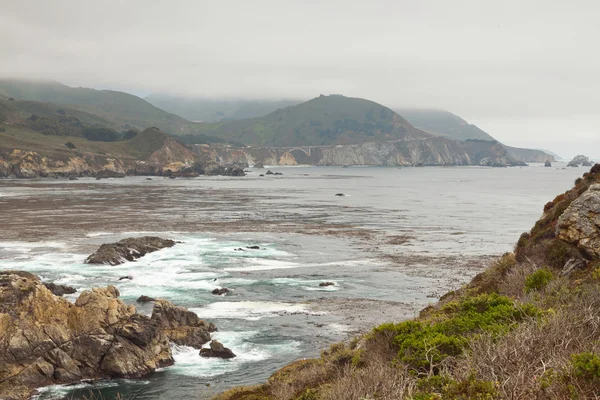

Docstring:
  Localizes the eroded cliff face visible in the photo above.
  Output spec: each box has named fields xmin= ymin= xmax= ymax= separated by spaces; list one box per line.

xmin=557 ymin=183 xmax=600 ymax=258
xmin=0 ymin=134 xmax=526 ymax=179
xmin=0 ymin=271 xmax=173 ymax=400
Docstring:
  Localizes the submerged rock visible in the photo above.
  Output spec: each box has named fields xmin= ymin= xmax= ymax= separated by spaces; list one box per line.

xmin=557 ymin=183 xmax=600 ymax=257
xmin=319 ymin=282 xmax=335 ymax=287
xmin=199 ymin=340 xmax=236 ymax=359
xmin=151 ymin=299 xmax=216 ymax=349
xmin=335 ymin=193 xmax=345 ymax=197
xmin=85 ymin=236 xmax=176 ymax=265
xmin=119 ymin=275 xmax=133 ymax=281
xmin=246 ymin=245 xmax=260 ymax=250
xmin=212 ymin=288 xmax=229 ymax=296
xmin=0 ymin=271 xmax=173 ymax=400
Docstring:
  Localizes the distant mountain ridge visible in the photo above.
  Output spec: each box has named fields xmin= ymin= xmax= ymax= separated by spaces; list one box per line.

xmin=191 ymin=95 xmax=432 ymax=147
xmin=144 ymin=94 xmax=300 ymax=122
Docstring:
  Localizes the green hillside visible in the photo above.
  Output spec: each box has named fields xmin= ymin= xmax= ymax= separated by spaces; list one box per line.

xmin=145 ymin=94 xmax=300 ymax=122
xmin=396 ymin=108 xmax=495 ymax=141
xmin=0 ymin=79 xmax=193 ymax=135
xmin=193 ymin=95 xmax=431 ymax=146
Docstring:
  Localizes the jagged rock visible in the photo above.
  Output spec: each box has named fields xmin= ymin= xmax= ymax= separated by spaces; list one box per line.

xmin=212 ymin=288 xmax=229 ymax=296
xmin=199 ymin=340 xmax=236 ymax=359
xmin=567 ymin=155 xmax=590 ymax=167
xmin=151 ymin=299 xmax=216 ymax=349
xmin=265 ymin=170 xmax=274 ymax=175
xmin=0 ymin=272 xmax=173 ymax=400
xmin=583 ymin=161 xmax=593 ymax=167
xmin=95 ymin=170 xmax=125 ymax=179
xmin=545 ymin=161 xmax=552 ymax=167
xmin=561 ymin=258 xmax=587 ymax=276
xmin=203 ymin=164 xmax=246 ymax=176
xmin=319 ymin=282 xmax=335 ymax=287
xmin=43 ymin=282 xmax=77 ymax=297
xmin=85 ymin=236 xmax=176 ymax=265
xmin=556 ymin=184 xmax=600 ymax=257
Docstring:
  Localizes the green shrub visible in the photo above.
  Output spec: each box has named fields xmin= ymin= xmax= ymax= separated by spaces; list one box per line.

xmin=525 ymin=268 xmax=554 ymax=292
xmin=571 ymin=352 xmax=600 ymax=382
xmin=375 ymin=294 xmax=539 ymax=372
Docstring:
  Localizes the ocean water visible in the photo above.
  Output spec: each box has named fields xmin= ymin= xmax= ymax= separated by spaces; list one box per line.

xmin=0 ymin=164 xmax=586 ymax=399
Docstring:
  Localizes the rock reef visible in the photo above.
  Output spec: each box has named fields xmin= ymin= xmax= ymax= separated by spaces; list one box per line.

xmin=85 ymin=236 xmax=176 ymax=265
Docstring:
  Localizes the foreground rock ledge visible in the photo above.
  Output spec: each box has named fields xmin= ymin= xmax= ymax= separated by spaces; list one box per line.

xmin=151 ymin=299 xmax=217 ymax=348
xmin=85 ymin=236 xmax=176 ymax=265
xmin=0 ymin=271 xmax=173 ymax=400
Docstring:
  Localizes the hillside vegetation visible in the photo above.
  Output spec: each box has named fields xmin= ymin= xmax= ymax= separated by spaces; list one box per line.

xmin=395 ymin=109 xmax=495 ymax=142
xmin=191 ymin=95 xmax=431 ymax=146
xmin=217 ymin=165 xmax=600 ymax=400
xmin=0 ymin=79 xmax=193 ymax=135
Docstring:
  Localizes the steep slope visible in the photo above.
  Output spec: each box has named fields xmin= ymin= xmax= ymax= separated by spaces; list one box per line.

xmin=145 ymin=94 xmax=300 ymax=122
xmin=505 ymin=145 xmax=555 ymax=163
xmin=395 ymin=108 xmax=495 ymax=141
xmin=0 ymin=79 xmax=193 ymax=135
xmin=218 ymin=164 xmax=600 ymax=400
xmin=397 ymin=108 xmax=555 ymax=163
xmin=195 ymin=95 xmax=432 ymax=146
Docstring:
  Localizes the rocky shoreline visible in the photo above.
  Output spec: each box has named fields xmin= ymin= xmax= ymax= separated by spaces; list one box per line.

xmin=0 ymin=237 xmax=241 ymax=400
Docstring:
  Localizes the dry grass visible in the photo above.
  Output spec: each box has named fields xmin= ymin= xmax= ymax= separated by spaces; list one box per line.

xmin=450 ymin=286 xmax=600 ymax=399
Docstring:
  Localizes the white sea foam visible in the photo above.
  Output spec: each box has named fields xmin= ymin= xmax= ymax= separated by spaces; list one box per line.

xmin=224 ymin=258 xmax=301 ymax=272
xmin=190 ymin=301 xmax=313 ymax=320
xmin=85 ymin=232 xmax=114 ymax=237
xmin=165 ymin=330 xmax=300 ymax=377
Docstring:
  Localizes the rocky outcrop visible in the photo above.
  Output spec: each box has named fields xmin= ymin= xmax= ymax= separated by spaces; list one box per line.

xmin=567 ymin=155 xmax=591 ymax=167
xmin=212 ymin=288 xmax=229 ymax=295
xmin=556 ymin=184 xmax=600 ymax=257
xmin=151 ymin=299 xmax=217 ymax=349
xmin=199 ymin=340 xmax=236 ymax=359
xmin=85 ymin=236 xmax=176 ymax=265
xmin=0 ymin=272 xmax=173 ymax=400
xmin=545 ymin=161 xmax=552 ymax=167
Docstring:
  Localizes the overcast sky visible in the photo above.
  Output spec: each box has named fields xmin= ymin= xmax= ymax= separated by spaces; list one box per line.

xmin=1 ymin=0 xmax=598 ymax=158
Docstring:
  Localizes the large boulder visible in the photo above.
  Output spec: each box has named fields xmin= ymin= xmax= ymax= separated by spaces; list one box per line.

xmin=151 ymin=299 xmax=217 ymax=349
xmin=556 ymin=183 xmax=600 ymax=257
xmin=0 ymin=271 xmax=173 ymax=400
xmin=85 ymin=236 xmax=176 ymax=265
xmin=199 ymin=340 xmax=236 ymax=359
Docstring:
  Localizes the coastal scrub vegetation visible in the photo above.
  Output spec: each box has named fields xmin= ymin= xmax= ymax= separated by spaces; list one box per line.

xmin=216 ymin=166 xmax=600 ymax=400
